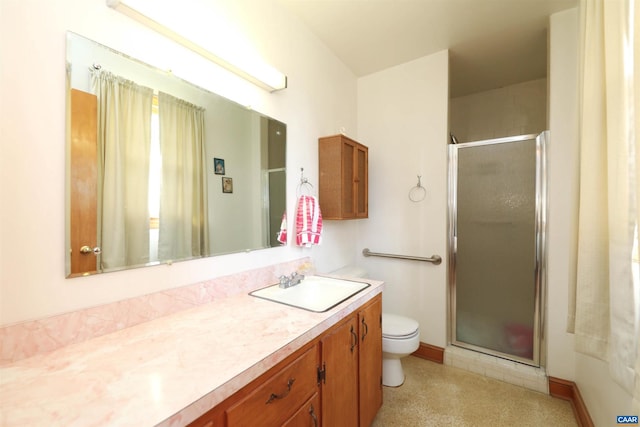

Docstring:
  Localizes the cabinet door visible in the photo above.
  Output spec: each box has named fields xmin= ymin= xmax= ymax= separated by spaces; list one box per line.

xmin=282 ymin=392 xmax=320 ymax=427
xmin=342 ymin=140 xmax=355 ymax=218
xmin=354 ymin=144 xmax=368 ymax=218
xmin=321 ymin=316 xmax=359 ymax=427
xmin=359 ymin=296 xmax=383 ymax=427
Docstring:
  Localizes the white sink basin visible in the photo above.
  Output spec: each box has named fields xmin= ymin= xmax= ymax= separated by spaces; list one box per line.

xmin=250 ymin=275 xmax=371 ymax=312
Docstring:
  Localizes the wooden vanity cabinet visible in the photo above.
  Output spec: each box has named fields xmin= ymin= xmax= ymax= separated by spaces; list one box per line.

xmin=358 ymin=296 xmax=383 ymax=427
xmin=225 ymin=345 xmax=319 ymax=426
xmin=188 ymin=294 xmax=382 ymax=427
xmin=319 ymin=315 xmax=359 ymax=426
xmin=283 ymin=392 xmax=320 ymax=426
xmin=188 ymin=342 xmax=320 ymax=427
xmin=320 ymin=295 xmax=382 ymax=427
xmin=319 ymin=134 xmax=368 ymax=219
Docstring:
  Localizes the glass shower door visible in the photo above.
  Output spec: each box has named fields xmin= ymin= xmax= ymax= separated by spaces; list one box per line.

xmin=448 ymin=133 xmax=546 ymax=366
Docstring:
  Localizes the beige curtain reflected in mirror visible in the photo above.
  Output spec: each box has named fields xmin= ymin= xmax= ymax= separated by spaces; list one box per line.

xmin=157 ymin=92 xmax=209 ymax=260
xmin=91 ymin=70 xmax=153 ymax=270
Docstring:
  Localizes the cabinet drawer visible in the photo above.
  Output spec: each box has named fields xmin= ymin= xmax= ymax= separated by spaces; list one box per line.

xmin=226 ymin=346 xmax=318 ymax=427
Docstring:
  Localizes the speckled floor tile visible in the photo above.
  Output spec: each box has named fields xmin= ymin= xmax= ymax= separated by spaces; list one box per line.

xmin=372 ymin=356 xmax=577 ymax=427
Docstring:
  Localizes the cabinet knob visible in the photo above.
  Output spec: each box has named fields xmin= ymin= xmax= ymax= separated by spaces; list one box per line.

xmin=80 ymin=245 xmax=101 ymax=255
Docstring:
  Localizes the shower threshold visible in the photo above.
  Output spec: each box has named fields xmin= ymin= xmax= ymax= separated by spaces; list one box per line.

xmin=445 ymin=345 xmax=547 ymax=394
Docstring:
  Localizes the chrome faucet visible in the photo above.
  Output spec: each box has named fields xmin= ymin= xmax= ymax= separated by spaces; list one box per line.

xmin=279 ymin=272 xmax=305 ymax=289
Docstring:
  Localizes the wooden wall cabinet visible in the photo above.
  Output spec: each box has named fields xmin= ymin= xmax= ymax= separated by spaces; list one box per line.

xmin=319 ymin=134 xmax=368 ymax=219
xmin=189 ymin=295 xmax=382 ymax=427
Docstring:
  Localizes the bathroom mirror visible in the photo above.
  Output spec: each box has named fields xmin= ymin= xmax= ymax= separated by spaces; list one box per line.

xmin=65 ymin=32 xmax=286 ymax=278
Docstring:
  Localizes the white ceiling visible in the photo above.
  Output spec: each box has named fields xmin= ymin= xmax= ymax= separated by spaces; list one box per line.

xmin=278 ymin=0 xmax=577 ymax=97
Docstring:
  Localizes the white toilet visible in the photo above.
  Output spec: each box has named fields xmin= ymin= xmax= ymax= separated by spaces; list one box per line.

xmin=330 ymin=266 xmax=421 ymax=387
xmin=381 ymin=313 xmax=420 ymax=386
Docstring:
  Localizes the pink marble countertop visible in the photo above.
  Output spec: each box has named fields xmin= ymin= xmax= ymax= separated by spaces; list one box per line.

xmin=0 ymin=277 xmax=383 ymax=427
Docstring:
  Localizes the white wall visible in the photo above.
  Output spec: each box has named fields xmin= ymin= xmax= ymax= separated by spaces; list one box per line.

xmin=450 ymin=78 xmax=548 ymax=143
xmin=205 ymin=99 xmax=261 ymax=254
xmin=546 ymin=8 xmax=578 ymax=382
xmin=577 ymin=355 xmax=633 ymax=425
xmin=356 ymin=52 xmax=450 ymax=347
xmin=0 ymin=0 xmax=358 ymax=325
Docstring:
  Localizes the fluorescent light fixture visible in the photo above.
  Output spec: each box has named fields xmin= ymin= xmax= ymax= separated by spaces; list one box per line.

xmin=106 ymin=0 xmax=287 ymax=92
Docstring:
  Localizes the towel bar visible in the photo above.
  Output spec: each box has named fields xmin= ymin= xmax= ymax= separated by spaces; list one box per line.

xmin=362 ymin=248 xmax=442 ymax=265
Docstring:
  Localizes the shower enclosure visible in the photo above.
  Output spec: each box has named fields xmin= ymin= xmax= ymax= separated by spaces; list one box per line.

xmin=448 ymin=132 xmax=547 ymax=366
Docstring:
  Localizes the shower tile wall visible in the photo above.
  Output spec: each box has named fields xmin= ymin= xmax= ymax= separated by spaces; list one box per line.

xmin=449 ymin=79 xmax=547 ymax=143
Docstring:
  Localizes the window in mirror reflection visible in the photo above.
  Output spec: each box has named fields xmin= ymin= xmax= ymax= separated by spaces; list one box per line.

xmin=66 ymin=33 xmax=287 ymax=278
xmin=90 ymin=70 xmax=209 ymax=271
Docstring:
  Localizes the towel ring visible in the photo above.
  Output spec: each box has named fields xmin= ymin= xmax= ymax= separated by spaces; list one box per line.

xmin=297 ymin=168 xmax=314 ymax=197
xmin=409 ymin=175 xmax=426 ymax=202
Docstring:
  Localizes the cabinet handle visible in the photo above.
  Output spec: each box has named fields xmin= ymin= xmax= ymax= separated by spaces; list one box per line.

xmin=361 ymin=317 xmax=368 ymax=341
xmin=265 ymin=378 xmax=295 ymax=404
xmin=309 ymin=404 xmax=318 ymax=427
xmin=350 ymin=325 xmax=357 ymax=353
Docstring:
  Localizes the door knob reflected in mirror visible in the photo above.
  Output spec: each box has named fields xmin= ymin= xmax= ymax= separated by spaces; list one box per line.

xmin=80 ymin=246 xmax=101 ymax=255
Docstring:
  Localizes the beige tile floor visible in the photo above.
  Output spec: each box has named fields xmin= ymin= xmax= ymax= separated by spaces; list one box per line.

xmin=372 ymin=356 xmax=578 ymax=427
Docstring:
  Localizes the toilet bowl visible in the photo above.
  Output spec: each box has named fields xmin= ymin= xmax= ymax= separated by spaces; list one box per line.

xmin=330 ymin=266 xmax=421 ymax=387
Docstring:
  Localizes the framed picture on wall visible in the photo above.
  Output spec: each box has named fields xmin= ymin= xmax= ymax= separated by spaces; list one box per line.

xmin=222 ymin=177 xmax=233 ymax=193
xmin=214 ymin=158 xmax=225 ymax=175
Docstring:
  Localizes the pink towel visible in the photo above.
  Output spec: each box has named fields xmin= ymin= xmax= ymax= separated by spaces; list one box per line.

xmin=295 ymin=195 xmax=323 ymax=247
xmin=276 ymin=212 xmax=287 ymax=244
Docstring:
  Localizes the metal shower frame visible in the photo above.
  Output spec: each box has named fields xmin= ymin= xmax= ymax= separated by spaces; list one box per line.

xmin=447 ymin=132 xmax=548 ymax=367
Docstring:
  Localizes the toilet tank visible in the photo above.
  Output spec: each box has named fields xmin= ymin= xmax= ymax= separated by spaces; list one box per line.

xmin=330 ymin=266 xmax=368 ymax=279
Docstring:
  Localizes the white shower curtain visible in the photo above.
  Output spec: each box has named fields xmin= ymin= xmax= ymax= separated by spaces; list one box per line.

xmin=91 ymin=70 xmax=153 ymax=270
xmin=570 ymin=0 xmax=639 ymax=396
xmin=157 ymin=92 xmax=209 ymax=260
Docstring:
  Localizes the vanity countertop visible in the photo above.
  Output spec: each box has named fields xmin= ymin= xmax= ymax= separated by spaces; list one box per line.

xmin=0 ymin=277 xmax=383 ymax=427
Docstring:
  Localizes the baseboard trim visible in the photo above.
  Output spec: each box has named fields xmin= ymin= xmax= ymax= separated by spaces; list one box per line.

xmin=549 ymin=377 xmax=594 ymax=427
xmin=412 ymin=342 xmax=444 ymax=364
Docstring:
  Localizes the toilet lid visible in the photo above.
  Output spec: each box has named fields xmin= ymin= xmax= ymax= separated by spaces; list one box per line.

xmin=382 ymin=313 xmax=419 ymax=338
